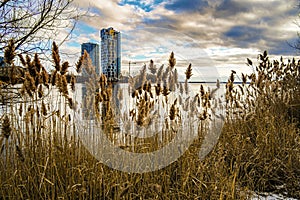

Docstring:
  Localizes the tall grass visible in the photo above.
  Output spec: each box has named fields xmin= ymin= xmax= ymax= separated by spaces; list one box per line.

xmin=0 ymin=41 xmax=299 ymax=199
xmin=221 ymin=51 xmax=300 ymax=198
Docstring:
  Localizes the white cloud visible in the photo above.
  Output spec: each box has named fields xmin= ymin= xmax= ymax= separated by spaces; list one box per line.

xmin=63 ymin=0 xmax=299 ymax=80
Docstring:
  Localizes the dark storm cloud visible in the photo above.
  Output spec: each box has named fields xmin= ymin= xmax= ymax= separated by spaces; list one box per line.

xmin=282 ymin=7 xmax=299 ymax=26
xmin=164 ymin=0 xmax=209 ymax=12
xmin=143 ymin=17 xmax=178 ymax=28
xmin=268 ymin=38 xmax=298 ymax=56
xmin=214 ymin=0 xmax=250 ymax=18
xmin=213 ymin=0 xmax=295 ymax=18
xmin=224 ymin=26 xmax=263 ymax=46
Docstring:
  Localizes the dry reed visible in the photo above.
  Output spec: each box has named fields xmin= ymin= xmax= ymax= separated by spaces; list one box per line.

xmin=0 ymin=47 xmax=299 ymax=199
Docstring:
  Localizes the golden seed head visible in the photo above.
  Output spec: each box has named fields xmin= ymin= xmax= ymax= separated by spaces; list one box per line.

xmin=42 ymin=67 xmax=49 ymax=87
xmin=70 ymin=74 xmax=76 ymax=91
xmin=4 ymin=39 xmax=15 ymax=65
xmin=61 ymin=61 xmax=69 ymax=75
xmin=34 ymin=53 xmax=42 ymax=73
xmin=2 ymin=115 xmax=12 ymax=139
xmin=18 ymin=54 xmax=26 ymax=67
xmin=51 ymin=70 xmax=57 ymax=86
xmin=16 ymin=145 xmax=25 ymax=162
xmin=38 ymin=85 xmax=43 ymax=98
xmin=68 ymin=97 xmax=73 ymax=109
xmin=25 ymin=71 xmax=36 ymax=94
xmin=42 ymin=101 xmax=47 ymax=116
xmin=76 ymin=53 xmax=84 ymax=73
xmin=185 ymin=63 xmax=193 ymax=80
xmin=169 ymin=52 xmax=176 ymax=69
xmin=169 ymin=101 xmax=177 ymax=121
xmin=60 ymin=75 xmax=69 ymax=96
xmin=52 ymin=42 xmax=61 ymax=71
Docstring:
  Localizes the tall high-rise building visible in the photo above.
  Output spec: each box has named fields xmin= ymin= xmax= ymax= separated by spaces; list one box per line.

xmin=81 ymin=42 xmax=100 ymax=75
xmin=100 ymin=27 xmax=121 ymax=81
xmin=0 ymin=56 xmax=5 ymax=67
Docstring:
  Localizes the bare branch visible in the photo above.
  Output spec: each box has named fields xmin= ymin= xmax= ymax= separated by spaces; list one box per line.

xmin=0 ymin=0 xmax=81 ymax=55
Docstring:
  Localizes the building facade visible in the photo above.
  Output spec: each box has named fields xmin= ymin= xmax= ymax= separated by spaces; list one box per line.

xmin=0 ymin=56 xmax=6 ymax=67
xmin=81 ymin=42 xmax=100 ymax=75
xmin=100 ymin=27 xmax=121 ymax=81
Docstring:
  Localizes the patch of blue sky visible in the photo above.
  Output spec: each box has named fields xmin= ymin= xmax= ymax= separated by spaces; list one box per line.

xmin=118 ymin=0 xmax=164 ymax=12
xmin=152 ymin=46 xmax=167 ymax=53
xmin=88 ymin=7 xmax=102 ymax=16
xmin=182 ymin=42 xmax=198 ymax=49
xmin=208 ymin=47 xmax=230 ymax=53
xmin=66 ymin=41 xmax=79 ymax=47
xmin=75 ymin=22 xmax=98 ymax=35
xmin=71 ymin=22 xmax=99 ymax=45
xmin=132 ymin=54 xmax=150 ymax=60
xmin=164 ymin=0 xmax=209 ymax=12
xmin=121 ymin=32 xmax=135 ymax=43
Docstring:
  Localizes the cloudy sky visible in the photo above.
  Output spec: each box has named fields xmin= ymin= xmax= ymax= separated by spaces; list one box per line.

xmin=62 ymin=0 xmax=299 ymax=81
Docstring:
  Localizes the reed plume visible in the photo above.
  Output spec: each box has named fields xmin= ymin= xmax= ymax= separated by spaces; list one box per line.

xmin=242 ymin=73 xmax=247 ymax=85
xmin=4 ymin=39 xmax=15 ymax=65
xmin=18 ymin=54 xmax=26 ymax=67
xmin=56 ymin=73 xmax=62 ymax=90
xmin=174 ymin=68 xmax=179 ymax=86
xmin=162 ymin=66 xmax=170 ymax=81
xmin=15 ymin=145 xmax=25 ymax=162
xmin=185 ymin=63 xmax=193 ymax=80
xmin=76 ymin=53 xmax=84 ymax=73
xmin=2 ymin=115 xmax=11 ymax=139
xmin=41 ymin=67 xmax=49 ymax=88
xmin=156 ymin=64 xmax=164 ymax=82
xmin=9 ymin=63 xmax=17 ymax=85
xmin=184 ymin=79 xmax=189 ymax=95
xmin=41 ymin=101 xmax=47 ymax=116
xmin=70 ymin=74 xmax=76 ymax=91
xmin=216 ymin=79 xmax=220 ymax=89
xmin=34 ymin=73 xmax=40 ymax=88
xmin=99 ymin=73 xmax=107 ymax=90
xmin=19 ymin=103 xmax=23 ymax=117
xmin=169 ymin=52 xmax=176 ymax=69
xmin=149 ymin=59 xmax=157 ymax=74
xmin=34 ymin=53 xmax=42 ymax=73
xmin=25 ymin=55 xmax=36 ymax=78
xmin=163 ymin=82 xmax=170 ymax=96
xmin=51 ymin=70 xmax=57 ymax=86
xmin=52 ymin=42 xmax=61 ymax=71
xmin=60 ymin=75 xmax=69 ymax=96
xmin=24 ymin=71 xmax=36 ymax=95
xmin=68 ymin=97 xmax=74 ymax=109
xmin=38 ymin=85 xmax=43 ymax=98
xmin=169 ymin=72 xmax=176 ymax=92
xmin=179 ymin=82 xmax=184 ymax=95
xmin=61 ymin=61 xmax=69 ymax=75
xmin=169 ymin=99 xmax=177 ymax=120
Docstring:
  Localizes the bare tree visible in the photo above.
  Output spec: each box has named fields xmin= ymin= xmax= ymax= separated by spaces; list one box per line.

xmin=290 ymin=1 xmax=300 ymax=51
xmin=0 ymin=0 xmax=81 ymax=55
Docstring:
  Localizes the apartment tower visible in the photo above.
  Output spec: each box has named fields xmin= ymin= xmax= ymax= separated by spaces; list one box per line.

xmin=81 ymin=42 xmax=100 ymax=75
xmin=100 ymin=27 xmax=121 ymax=81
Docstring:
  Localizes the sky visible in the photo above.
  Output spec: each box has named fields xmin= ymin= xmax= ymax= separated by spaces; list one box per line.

xmin=61 ymin=0 xmax=299 ymax=82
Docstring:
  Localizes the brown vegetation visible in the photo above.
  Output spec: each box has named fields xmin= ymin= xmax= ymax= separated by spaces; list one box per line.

xmin=0 ymin=42 xmax=299 ymax=199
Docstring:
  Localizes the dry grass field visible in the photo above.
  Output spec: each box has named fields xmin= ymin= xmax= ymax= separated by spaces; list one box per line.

xmin=0 ymin=41 xmax=299 ymax=199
